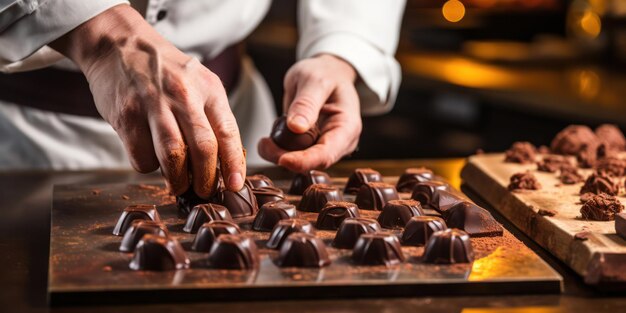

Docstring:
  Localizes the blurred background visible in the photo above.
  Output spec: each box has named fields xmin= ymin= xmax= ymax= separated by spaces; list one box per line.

xmin=247 ymin=0 xmax=626 ymax=160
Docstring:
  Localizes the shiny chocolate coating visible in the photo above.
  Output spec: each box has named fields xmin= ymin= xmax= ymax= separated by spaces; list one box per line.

xmin=266 ymin=219 xmax=316 ymax=249
xmin=410 ymin=181 xmax=450 ymax=211
xmin=245 ymin=174 xmax=275 ymax=189
xmin=315 ymin=201 xmax=360 ymax=230
xmin=395 ymin=167 xmax=435 ymax=192
xmin=252 ymin=201 xmax=297 ymax=231
xmin=275 ymin=233 xmax=331 ymax=268
xmin=344 ymin=168 xmax=383 ymax=194
xmin=422 ymin=229 xmax=474 ymax=264
xmin=215 ymin=184 xmax=259 ymax=218
xmin=354 ymin=182 xmax=399 ymax=211
xmin=401 ymin=216 xmax=447 ymax=246
xmin=377 ymin=199 xmax=424 ymax=229
xmin=435 ymin=189 xmax=470 ymax=213
xmin=288 ymin=170 xmax=332 ymax=195
xmin=351 ymin=232 xmax=405 ymax=267
xmin=191 ymin=220 xmax=241 ymax=252
xmin=113 ymin=204 xmax=161 ymax=236
xmin=270 ymin=115 xmax=320 ymax=151
xmin=443 ymin=202 xmax=503 ymax=237
xmin=252 ymin=186 xmax=285 ymax=207
xmin=332 ymin=217 xmax=381 ymax=249
xmin=207 ymin=234 xmax=260 ymax=270
xmin=119 ymin=220 xmax=169 ymax=252
xmin=298 ymin=184 xmax=343 ymax=212
xmin=176 ymin=188 xmax=208 ymax=216
xmin=183 ymin=203 xmax=233 ymax=233
xmin=129 ymin=234 xmax=189 ymax=271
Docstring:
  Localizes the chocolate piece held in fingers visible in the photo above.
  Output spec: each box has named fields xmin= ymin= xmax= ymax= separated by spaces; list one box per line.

xmin=270 ymin=115 xmax=320 ymax=151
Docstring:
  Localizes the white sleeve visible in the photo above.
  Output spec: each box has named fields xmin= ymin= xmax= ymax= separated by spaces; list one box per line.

xmin=297 ymin=0 xmax=405 ymax=115
xmin=0 ymin=0 xmax=129 ymax=73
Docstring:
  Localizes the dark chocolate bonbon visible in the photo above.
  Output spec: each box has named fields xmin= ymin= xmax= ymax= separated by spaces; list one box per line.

xmin=207 ymin=234 xmax=260 ymax=270
xmin=191 ymin=220 xmax=241 ymax=252
xmin=377 ymin=199 xmax=424 ymax=229
xmin=298 ymin=184 xmax=343 ymax=212
xmin=275 ymin=233 xmax=331 ymax=268
xmin=252 ymin=201 xmax=297 ymax=231
xmin=183 ymin=203 xmax=232 ymax=233
xmin=344 ymin=168 xmax=383 ymax=194
xmin=401 ymin=216 xmax=447 ymax=246
xmin=129 ymin=234 xmax=189 ymax=271
xmin=355 ymin=182 xmax=399 ymax=211
xmin=113 ymin=204 xmax=161 ymax=236
xmin=267 ymin=219 xmax=316 ymax=249
xmin=315 ymin=201 xmax=360 ymax=230
xmin=422 ymin=229 xmax=474 ymax=264
xmin=332 ymin=217 xmax=381 ymax=249
xmin=351 ymin=232 xmax=405 ymax=267
xmin=270 ymin=115 xmax=320 ymax=151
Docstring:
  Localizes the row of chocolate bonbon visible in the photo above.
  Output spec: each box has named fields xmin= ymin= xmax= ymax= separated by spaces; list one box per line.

xmin=252 ymin=201 xmax=297 ymax=231
xmin=315 ymin=201 xmax=360 ymax=230
xmin=183 ymin=203 xmax=232 ymax=233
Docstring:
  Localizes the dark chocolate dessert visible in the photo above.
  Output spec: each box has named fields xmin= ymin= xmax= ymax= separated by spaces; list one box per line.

xmin=504 ymin=141 xmax=536 ymax=164
xmin=508 ymin=172 xmax=541 ymax=191
xmin=344 ymin=168 xmax=383 ymax=194
xmin=351 ymin=232 xmax=405 ymax=267
xmin=275 ymin=233 xmax=331 ymax=268
xmin=596 ymin=124 xmax=626 ymax=151
xmin=129 ymin=234 xmax=190 ymax=271
xmin=207 ymin=234 xmax=260 ymax=270
xmin=113 ymin=204 xmax=161 ymax=236
xmin=401 ymin=216 xmax=447 ymax=246
xmin=183 ymin=203 xmax=232 ymax=233
xmin=315 ymin=201 xmax=360 ymax=230
xmin=559 ymin=165 xmax=584 ymax=185
xmin=355 ymin=182 xmax=399 ymax=211
xmin=579 ymin=172 xmax=619 ymax=196
xmin=595 ymin=156 xmax=626 ymax=177
xmin=176 ymin=188 xmax=208 ymax=216
xmin=395 ymin=167 xmax=434 ymax=192
xmin=270 ymin=115 xmax=320 ymax=151
xmin=410 ymin=181 xmax=450 ymax=210
xmin=252 ymin=201 xmax=297 ymax=231
xmin=422 ymin=229 xmax=474 ymax=264
xmin=215 ymin=184 xmax=258 ymax=217
xmin=245 ymin=174 xmax=274 ymax=189
xmin=434 ymin=189 xmax=469 ymax=213
xmin=377 ymin=199 xmax=424 ymax=229
xmin=266 ymin=219 xmax=316 ymax=249
xmin=580 ymin=193 xmax=624 ymax=221
xmin=551 ymin=125 xmax=598 ymax=155
xmin=443 ymin=202 xmax=503 ymax=237
xmin=191 ymin=220 xmax=241 ymax=252
xmin=288 ymin=170 xmax=332 ymax=195
xmin=298 ymin=184 xmax=343 ymax=212
xmin=536 ymin=155 xmax=570 ymax=173
xmin=576 ymin=143 xmax=598 ymax=168
xmin=119 ymin=220 xmax=169 ymax=252
xmin=252 ymin=186 xmax=285 ymax=207
xmin=332 ymin=217 xmax=382 ymax=249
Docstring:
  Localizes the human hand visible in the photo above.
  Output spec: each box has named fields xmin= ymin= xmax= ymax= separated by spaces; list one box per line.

xmin=258 ymin=54 xmax=362 ymax=172
xmin=50 ymin=5 xmax=245 ymax=197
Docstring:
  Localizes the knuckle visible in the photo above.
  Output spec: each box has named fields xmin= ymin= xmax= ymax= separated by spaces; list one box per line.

xmin=291 ymin=97 xmax=318 ymax=115
xmin=214 ymin=119 xmax=240 ymax=141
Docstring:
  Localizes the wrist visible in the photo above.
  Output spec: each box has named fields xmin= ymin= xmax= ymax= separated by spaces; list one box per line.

xmin=315 ymin=54 xmax=357 ymax=83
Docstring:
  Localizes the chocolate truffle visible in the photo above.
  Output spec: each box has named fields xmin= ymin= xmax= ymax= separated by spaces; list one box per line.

xmin=355 ymin=182 xmax=399 ymax=211
xmin=315 ymin=201 xmax=360 ymax=230
xmin=577 ymin=143 xmax=599 ymax=168
xmin=596 ymin=156 xmax=626 ymax=177
xmin=410 ymin=181 xmax=450 ymax=210
xmin=422 ymin=229 xmax=474 ymax=264
xmin=191 ymin=220 xmax=241 ymax=252
xmin=252 ymin=201 xmax=297 ymax=231
xmin=270 ymin=115 xmax=320 ymax=151
xmin=351 ymin=233 xmax=405 ymax=267
xmin=113 ymin=204 xmax=161 ymax=236
xmin=395 ymin=167 xmax=435 ymax=192
xmin=183 ymin=203 xmax=233 ymax=233
xmin=580 ymin=172 xmax=619 ymax=196
xmin=119 ymin=220 xmax=169 ymax=252
xmin=508 ymin=171 xmax=541 ymax=191
xmin=176 ymin=188 xmax=208 ymax=216
xmin=559 ymin=165 xmax=584 ymax=185
xmin=536 ymin=155 xmax=571 ymax=173
xmin=129 ymin=234 xmax=190 ymax=271
xmin=551 ymin=125 xmax=599 ymax=155
xmin=288 ymin=170 xmax=332 ymax=195
xmin=245 ymin=174 xmax=274 ymax=189
xmin=266 ymin=219 xmax=316 ymax=249
xmin=207 ymin=234 xmax=260 ymax=270
xmin=344 ymin=168 xmax=383 ymax=194
xmin=615 ymin=213 xmax=626 ymax=240
xmin=504 ymin=141 xmax=537 ymax=164
xmin=377 ymin=199 xmax=424 ymax=229
xmin=252 ymin=186 xmax=285 ymax=207
xmin=443 ymin=202 xmax=503 ymax=237
xmin=596 ymin=124 xmax=626 ymax=151
xmin=332 ymin=218 xmax=381 ymax=249
xmin=214 ymin=184 xmax=258 ymax=217
xmin=401 ymin=216 xmax=447 ymax=246
xmin=298 ymin=184 xmax=343 ymax=212
xmin=580 ymin=193 xmax=624 ymax=221
xmin=275 ymin=233 xmax=331 ymax=268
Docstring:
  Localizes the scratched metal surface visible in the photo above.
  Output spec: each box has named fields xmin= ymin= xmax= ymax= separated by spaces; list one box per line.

xmin=48 ymin=177 xmax=562 ymax=304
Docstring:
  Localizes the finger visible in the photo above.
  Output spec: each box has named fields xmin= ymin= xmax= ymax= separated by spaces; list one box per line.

xmin=114 ymin=113 xmax=160 ymax=173
xmin=204 ymin=83 xmax=246 ymax=192
xmin=282 ymin=71 xmax=297 ymax=113
xmin=148 ymin=110 xmax=190 ymax=196
xmin=257 ymin=137 xmax=288 ymax=164
xmin=286 ymin=75 xmax=334 ymax=134
xmin=173 ymin=105 xmax=219 ymax=199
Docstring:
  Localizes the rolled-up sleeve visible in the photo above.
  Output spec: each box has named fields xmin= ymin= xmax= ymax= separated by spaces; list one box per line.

xmin=0 ymin=0 xmax=128 ymax=73
xmin=297 ymin=0 xmax=405 ymax=115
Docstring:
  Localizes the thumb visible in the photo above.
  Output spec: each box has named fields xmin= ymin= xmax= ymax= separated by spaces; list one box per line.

xmin=286 ymin=78 xmax=333 ymax=134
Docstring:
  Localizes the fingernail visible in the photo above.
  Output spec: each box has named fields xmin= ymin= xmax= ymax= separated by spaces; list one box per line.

xmin=288 ymin=114 xmax=309 ymax=132
xmin=228 ymin=172 xmax=243 ymax=190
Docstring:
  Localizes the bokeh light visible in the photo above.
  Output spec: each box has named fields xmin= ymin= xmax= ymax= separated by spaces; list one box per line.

xmin=442 ymin=0 xmax=466 ymax=23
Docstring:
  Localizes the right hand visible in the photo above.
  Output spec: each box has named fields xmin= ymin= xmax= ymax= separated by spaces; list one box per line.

xmin=50 ymin=4 xmax=245 ymax=198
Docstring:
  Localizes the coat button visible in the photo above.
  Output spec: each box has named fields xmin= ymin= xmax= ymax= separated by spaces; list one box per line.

xmin=156 ymin=10 xmax=167 ymax=21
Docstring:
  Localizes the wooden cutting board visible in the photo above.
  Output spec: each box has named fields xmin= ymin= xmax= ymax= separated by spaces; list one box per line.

xmin=462 ymin=153 xmax=626 ymax=288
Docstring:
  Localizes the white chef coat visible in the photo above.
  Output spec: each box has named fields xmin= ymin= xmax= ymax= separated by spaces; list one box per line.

xmin=0 ymin=0 xmax=405 ymax=169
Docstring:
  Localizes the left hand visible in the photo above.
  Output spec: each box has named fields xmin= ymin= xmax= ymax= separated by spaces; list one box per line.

xmin=258 ymin=54 xmax=362 ymax=172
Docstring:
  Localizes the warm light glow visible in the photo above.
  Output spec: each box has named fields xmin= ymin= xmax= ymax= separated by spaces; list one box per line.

xmin=440 ymin=58 xmax=516 ymax=88
xmin=442 ymin=0 xmax=466 ymax=23
xmin=569 ymin=69 xmax=601 ymax=99
xmin=579 ymin=10 xmax=601 ymax=38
